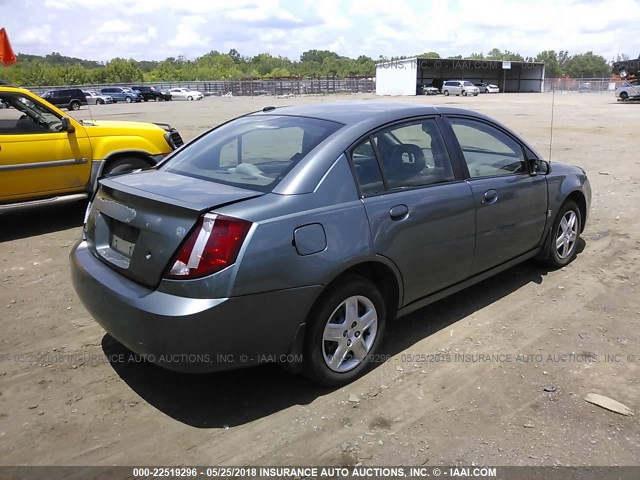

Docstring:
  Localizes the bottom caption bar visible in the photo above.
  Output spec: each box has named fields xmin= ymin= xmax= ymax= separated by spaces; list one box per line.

xmin=0 ymin=466 xmax=638 ymax=480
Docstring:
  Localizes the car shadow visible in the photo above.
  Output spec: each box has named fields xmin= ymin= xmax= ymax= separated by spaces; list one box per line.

xmin=0 ymin=201 xmax=86 ymax=242
xmin=102 ymin=260 xmax=553 ymax=428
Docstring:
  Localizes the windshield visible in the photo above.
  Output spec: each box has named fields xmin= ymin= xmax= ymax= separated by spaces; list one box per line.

xmin=162 ymin=115 xmax=342 ymax=192
xmin=463 ymin=81 xmax=474 ymax=87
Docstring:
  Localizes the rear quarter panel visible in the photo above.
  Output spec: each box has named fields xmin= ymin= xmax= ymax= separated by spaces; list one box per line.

xmin=219 ymin=154 xmax=377 ymax=297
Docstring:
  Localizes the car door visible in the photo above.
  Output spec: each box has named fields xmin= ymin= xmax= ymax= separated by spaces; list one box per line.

xmin=350 ymin=117 xmax=476 ymax=305
xmin=443 ymin=116 xmax=548 ymax=274
xmin=0 ymin=92 xmax=92 ymax=202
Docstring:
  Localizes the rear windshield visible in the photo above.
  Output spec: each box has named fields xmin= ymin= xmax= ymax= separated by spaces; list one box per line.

xmin=162 ymin=115 xmax=342 ymax=192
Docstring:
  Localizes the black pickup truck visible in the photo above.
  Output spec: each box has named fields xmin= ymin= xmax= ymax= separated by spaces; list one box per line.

xmin=612 ymin=55 xmax=640 ymax=79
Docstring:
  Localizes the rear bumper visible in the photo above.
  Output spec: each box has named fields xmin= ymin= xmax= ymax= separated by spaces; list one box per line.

xmin=70 ymin=241 xmax=322 ymax=373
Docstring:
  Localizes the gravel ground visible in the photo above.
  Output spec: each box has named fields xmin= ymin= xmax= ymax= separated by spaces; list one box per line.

xmin=0 ymin=92 xmax=638 ymax=468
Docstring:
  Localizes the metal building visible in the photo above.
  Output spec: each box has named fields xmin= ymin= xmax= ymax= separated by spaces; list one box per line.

xmin=375 ymin=57 xmax=545 ymax=95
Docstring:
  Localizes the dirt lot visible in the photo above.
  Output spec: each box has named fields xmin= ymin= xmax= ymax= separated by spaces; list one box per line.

xmin=0 ymin=92 xmax=639 ymax=468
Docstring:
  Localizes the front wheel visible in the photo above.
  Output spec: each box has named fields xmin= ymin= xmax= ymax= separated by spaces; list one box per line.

xmin=542 ymin=200 xmax=582 ymax=268
xmin=462 ymin=90 xmax=468 ymax=96
xmin=125 ymin=96 xmax=132 ymax=103
xmin=304 ymin=276 xmax=386 ymax=386
xmin=155 ymin=96 xmax=161 ymax=102
xmin=443 ymin=90 xmax=449 ymax=96
xmin=620 ymin=91 xmax=629 ymax=100
xmin=187 ymin=96 xmax=193 ymax=101
xmin=103 ymin=156 xmax=151 ymax=176
xmin=97 ymin=99 xmax=104 ymax=105
xmin=69 ymin=100 xmax=80 ymax=111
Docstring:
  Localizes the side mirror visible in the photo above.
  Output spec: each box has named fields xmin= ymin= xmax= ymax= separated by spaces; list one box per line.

xmin=61 ymin=117 xmax=75 ymax=133
xmin=529 ymin=159 xmax=549 ymax=175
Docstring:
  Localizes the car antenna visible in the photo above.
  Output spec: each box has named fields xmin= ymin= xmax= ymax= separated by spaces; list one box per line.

xmin=548 ymin=85 xmax=555 ymax=162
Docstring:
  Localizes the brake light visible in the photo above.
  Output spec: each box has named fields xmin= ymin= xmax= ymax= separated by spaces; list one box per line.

xmin=164 ymin=213 xmax=252 ymax=279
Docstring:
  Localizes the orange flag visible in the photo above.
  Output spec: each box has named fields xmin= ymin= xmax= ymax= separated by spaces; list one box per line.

xmin=0 ymin=28 xmax=17 ymax=66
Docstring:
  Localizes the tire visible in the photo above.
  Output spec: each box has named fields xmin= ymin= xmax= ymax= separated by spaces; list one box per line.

xmin=155 ymin=96 xmax=161 ymax=102
xmin=69 ymin=100 xmax=80 ymax=111
xmin=103 ymin=156 xmax=151 ymax=176
xmin=304 ymin=276 xmax=386 ymax=386
xmin=97 ymin=99 xmax=104 ymax=105
xmin=462 ymin=90 xmax=468 ymax=96
xmin=443 ymin=90 xmax=449 ymax=96
xmin=187 ymin=96 xmax=193 ymax=101
xmin=542 ymin=200 xmax=582 ymax=268
xmin=620 ymin=91 xmax=629 ymax=100
xmin=125 ymin=96 xmax=132 ymax=103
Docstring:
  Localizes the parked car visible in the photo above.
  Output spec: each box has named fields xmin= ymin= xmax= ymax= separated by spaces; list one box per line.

xmin=442 ymin=80 xmax=480 ymax=96
xmin=70 ymin=102 xmax=590 ymax=386
xmin=615 ymin=80 xmax=640 ymax=100
xmin=475 ymin=83 xmax=499 ymax=93
xmin=40 ymin=88 xmax=87 ymax=111
xmin=83 ymin=90 xmax=113 ymax=105
xmin=0 ymin=85 xmax=183 ymax=211
xmin=420 ymin=84 xmax=439 ymax=95
xmin=169 ymin=87 xmax=204 ymax=101
xmin=131 ymin=85 xmax=169 ymax=102
xmin=100 ymin=87 xmax=143 ymax=103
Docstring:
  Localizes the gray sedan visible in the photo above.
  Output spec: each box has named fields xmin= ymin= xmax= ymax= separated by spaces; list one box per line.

xmin=70 ymin=102 xmax=591 ymax=386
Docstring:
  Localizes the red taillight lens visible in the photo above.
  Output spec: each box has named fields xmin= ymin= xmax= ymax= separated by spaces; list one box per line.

xmin=164 ymin=213 xmax=252 ymax=280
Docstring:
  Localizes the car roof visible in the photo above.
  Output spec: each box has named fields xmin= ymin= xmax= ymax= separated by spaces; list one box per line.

xmin=249 ymin=101 xmax=487 ymax=127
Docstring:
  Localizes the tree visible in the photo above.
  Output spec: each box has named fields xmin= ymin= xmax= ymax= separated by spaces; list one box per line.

xmin=103 ymin=58 xmax=143 ymax=83
xmin=566 ymin=51 xmax=610 ymax=78
xmin=417 ymin=51 xmax=440 ymax=58
xmin=535 ymin=50 xmax=563 ymax=77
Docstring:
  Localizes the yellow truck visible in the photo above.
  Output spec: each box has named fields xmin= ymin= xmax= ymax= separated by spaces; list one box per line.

xmin=0 ymin=84 xmax=183 ymax=211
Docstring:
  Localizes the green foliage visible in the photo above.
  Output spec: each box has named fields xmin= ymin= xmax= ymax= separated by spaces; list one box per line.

xmin=535 ymin=50 xmax=562 ymax=78
xmin=565 ymin=51 xmax=610 ymax=77
xmin=1 ymin=47 xmax=620 ymax=86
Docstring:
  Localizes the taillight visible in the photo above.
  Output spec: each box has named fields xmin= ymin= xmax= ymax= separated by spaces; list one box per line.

xmin=164 ymin=213 xmax=252 ymax=280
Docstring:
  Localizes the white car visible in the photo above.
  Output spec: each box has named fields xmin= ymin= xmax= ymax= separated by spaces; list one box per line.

xmin=169 ymin=88 xmax=204 ymax=101
xmin=442 ymin=80 xmax=480 ymax=96
xmin=615 ymin=80 xmax=640 ymax=100
xmin=475 ymin=83 xmax=499 ymax=93
xmin=83 ymin=90 xmax=113 ymax=105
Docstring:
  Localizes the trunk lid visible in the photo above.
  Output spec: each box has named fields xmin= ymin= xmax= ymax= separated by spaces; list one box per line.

xmin=85 ymin=170 xmax=263 ymax=287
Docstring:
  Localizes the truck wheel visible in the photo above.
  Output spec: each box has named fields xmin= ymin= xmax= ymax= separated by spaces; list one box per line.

xmin=103 ymin=157 xmax=151 ymax=176
xmin=304 ymin=276 xmax=386 ymax=386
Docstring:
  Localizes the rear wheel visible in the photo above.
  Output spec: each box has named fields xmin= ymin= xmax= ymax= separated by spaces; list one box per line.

xmin=69 ymin=100 xmax=80 ymax=111
xmin=304 ymin=276 xmax=386 ymax=386
xmin=542 ymin=200 xmax=581 ymax=268
xmin=103 ymin=156 xmax=151 ymax=176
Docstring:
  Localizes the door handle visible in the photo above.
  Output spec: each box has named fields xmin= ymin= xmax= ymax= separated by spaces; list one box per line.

xmin=389 ymin=204 xmax=409 ymax=220
xmin=482 ymin=189 xmax=498 ymax=205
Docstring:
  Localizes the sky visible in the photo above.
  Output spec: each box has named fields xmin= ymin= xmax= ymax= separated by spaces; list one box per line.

xmin=2 ymin=0 xmax=639 ymax=62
